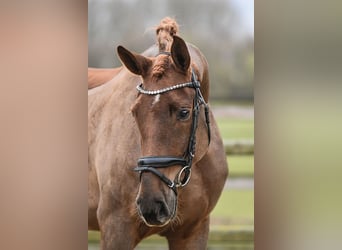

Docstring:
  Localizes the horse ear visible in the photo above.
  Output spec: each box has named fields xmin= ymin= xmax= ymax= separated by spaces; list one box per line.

xmin=117 ymin=46 xmax=151 ymax=76
xmin=171 ymin=36 xmax=190 ymax=72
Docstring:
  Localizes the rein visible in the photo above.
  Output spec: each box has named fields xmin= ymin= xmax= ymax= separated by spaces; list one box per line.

xmin=134 ymin=68 xmax=211 ymax=194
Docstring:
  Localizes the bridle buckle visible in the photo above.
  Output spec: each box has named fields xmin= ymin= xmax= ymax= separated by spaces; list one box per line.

xmin=175 ymin=166 xmax=191 ymax=187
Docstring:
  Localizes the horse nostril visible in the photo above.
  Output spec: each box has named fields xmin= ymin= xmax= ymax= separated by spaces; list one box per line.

xmin=136 ymin=197 xmax=142 ymax=205
xmin=155 ymin=200 xmax=169 ymax=218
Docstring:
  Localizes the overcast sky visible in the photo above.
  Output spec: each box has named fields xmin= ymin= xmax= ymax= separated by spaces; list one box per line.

xmin=230 ymin=0 xmax=254 ymax=36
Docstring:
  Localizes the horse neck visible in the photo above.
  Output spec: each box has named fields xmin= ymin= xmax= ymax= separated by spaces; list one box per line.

xmin=88 ymin=70 xmax=138 ymax=105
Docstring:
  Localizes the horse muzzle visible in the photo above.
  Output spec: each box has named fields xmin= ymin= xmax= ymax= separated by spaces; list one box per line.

xmin=136 ymin=193 xmax=176 ymax=227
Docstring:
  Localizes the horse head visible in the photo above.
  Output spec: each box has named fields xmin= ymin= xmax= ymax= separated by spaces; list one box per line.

xmin=117 ymin=36 xmax=210 ymax=227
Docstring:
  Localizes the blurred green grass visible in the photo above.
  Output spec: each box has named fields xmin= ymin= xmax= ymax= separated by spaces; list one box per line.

xmin=211 ymin=190 xmax=254 ymax=225
xmin=217 ymin=118 xmax=254 ymax=140
xmin=228 ymin=155 xmax=254 ymax=178
xmin=217 ymin=115 xmax=254 ymax=177
xmin=213 ymin=112 xmax=254 ymax=227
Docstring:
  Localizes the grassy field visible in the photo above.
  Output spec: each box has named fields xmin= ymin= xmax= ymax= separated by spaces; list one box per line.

xmin=217 ymin=113 xmax=254 ymax=178
xmin=211 ymin=190 xmax=254 ymax=226
xmin=217 ymin=118 xmax=254 ymax=140
xmin=228 ymin=155 xmax=254 ymax=178
xmin=214 ymin=112 xmax=254 ymax=227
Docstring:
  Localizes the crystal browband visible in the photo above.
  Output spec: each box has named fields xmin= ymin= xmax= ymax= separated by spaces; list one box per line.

xmin=136 ymin=81 xmax=200 ymax=95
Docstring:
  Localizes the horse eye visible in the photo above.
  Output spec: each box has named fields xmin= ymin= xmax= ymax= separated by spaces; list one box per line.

xmin=177 ymin=109 xmax=190 ymax=121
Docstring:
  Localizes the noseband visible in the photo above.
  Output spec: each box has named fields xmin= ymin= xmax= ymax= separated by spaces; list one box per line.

xmin=133 ymin=68 xmax=211 ymax=194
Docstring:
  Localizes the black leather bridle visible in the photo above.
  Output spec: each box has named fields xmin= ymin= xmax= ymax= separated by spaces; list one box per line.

xmin=133 ymin=68 xmax=211 ymax=194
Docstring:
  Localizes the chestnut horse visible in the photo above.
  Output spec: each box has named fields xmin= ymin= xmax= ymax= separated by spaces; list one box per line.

xmin=88 ymin=18 xmax=228 ymax=249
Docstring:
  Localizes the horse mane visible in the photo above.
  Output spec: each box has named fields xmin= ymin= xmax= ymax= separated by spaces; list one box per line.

xmin=152 ymin=55 xmax=170 ymax=79
xmin=155 ymin=17 xmax=179 ymax=52
xmin=152 ymin=17 xmax=179 ymax=79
